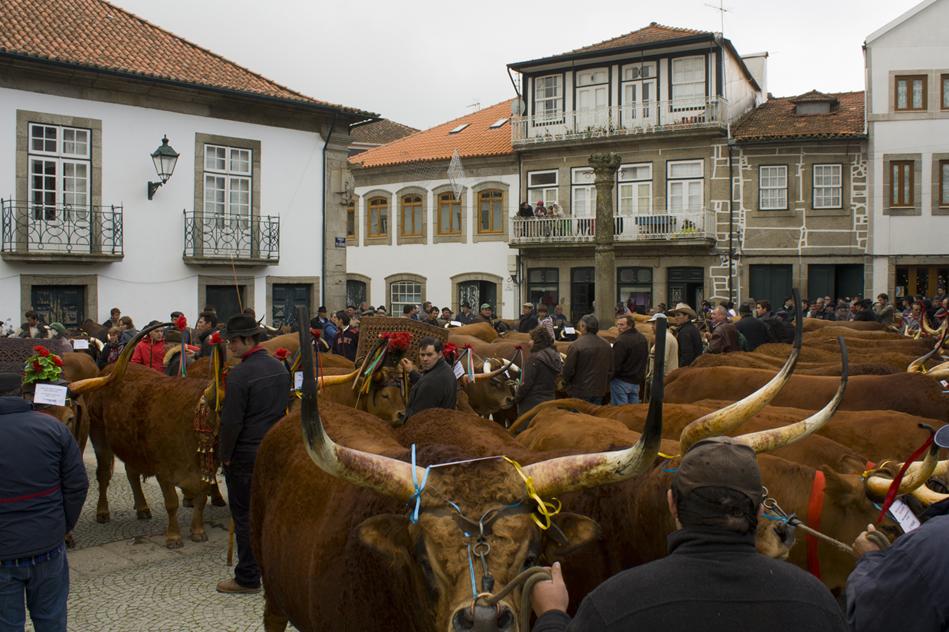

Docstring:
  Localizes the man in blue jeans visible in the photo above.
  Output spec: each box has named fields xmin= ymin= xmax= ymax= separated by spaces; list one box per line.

xmin=0 ymin=371 xmax=88 ymax=631
xmin=610 ymin=314 xmax=648 ymax=404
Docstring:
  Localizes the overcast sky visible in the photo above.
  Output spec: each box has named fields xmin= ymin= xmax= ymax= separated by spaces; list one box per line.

xmin=110 ymin=0 xmax=921 ymax=130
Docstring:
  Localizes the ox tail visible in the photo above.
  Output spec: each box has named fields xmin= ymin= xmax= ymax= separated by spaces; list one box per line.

xmin=68 ymin=321 xmax=171 ymax=396
xmin=521 ymin=318 xmax=665 ymax=497
xmin=678 ymin=288 xmax=803 ymax=453
xmin=296 ymin=306 xmax=420 ymax=503
xmin=735 ymin=338 xmax=848 ymax=453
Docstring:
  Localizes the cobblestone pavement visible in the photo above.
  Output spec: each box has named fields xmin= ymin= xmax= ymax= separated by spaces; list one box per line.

xmin=24 ymin=445 xmax=287 ymax=632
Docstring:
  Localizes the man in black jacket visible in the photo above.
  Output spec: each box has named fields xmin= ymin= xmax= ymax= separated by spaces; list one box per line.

xmin=399 ymin=336 xmax=457 ymax=422
xmin=563 ymin=315 xmax=612 ymax=404
xmin=610 ymin=315 xmax=647 ymax=404
xmin=735 ymin=302 xmax=771 ymax=351
xmin=0 ymin=373 xmax=88 ymax=631
xmin=671 ymin=303 xmax=704 ymax=367
xmin=217 ymin=315 xmax=290 ymax=595
xmin=530 ymin=437 xmax=847 ymax=631
xmin=518 ymin=303 xmax=539 ymax=333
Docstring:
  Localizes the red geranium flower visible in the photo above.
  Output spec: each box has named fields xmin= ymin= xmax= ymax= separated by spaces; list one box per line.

xmin=384 ymin=331 xmax=412 ymax=352
xmin=34 ymin=346 xmax=50 ymax=357
xmin=274 ymin=348 xmax=290 ymax=361
xmin=51 ymin=355 xmax=64 ymax=367
xmin=208 ymin=331 xmax=223 ymax=345
xmin=32 ymin=360 xmax=43 ymax=372
xmin=175 ymin=315 xmax=188 ymax=331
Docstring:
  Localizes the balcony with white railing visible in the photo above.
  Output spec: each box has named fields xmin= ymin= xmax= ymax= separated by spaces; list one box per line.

xmin=511 ymin=97 xmax=727 ymax=145
xmin=510 ymin=208 xmax=716 ymax=246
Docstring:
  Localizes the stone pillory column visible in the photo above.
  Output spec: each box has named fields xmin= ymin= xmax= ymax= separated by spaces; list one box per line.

xmin=589 ymin=152 xmax=622 ymax=326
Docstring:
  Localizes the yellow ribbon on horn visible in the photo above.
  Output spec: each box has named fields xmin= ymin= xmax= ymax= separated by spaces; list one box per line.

xmin=502 ymin=456 xmax=562 ymax=530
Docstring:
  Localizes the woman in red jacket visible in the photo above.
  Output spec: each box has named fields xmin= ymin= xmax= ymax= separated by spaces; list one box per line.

xmin=130 ymin=323 xmax=166 ymax=372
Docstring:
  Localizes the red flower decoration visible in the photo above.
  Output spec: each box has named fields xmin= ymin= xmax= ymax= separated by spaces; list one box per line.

xmin=51 ymin=355 xmax=64 ymax=367
xmin=32 ymin=360 xmax=43 ymax=372
xmin=274 ymin=347 xmax=290 ymax=361
xmin=383 ymin=331 xmax=412 ymax=352
xmin=442 ymin=342 xmax=458 ymax=362
xmin=34 ymin=346 xmax=50 ymax=357
xmin=309 ymin=327 xmax=323 ymax=341
xmin=208 ymin=331 xmax=223 ymax=345
xmin=175 ymin=315 xmax=188 ymax=331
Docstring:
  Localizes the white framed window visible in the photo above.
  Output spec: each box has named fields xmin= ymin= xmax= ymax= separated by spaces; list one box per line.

xmin=617 ymin=163 xmax=652 ymax=215
xmin=528 ymin=170 xmax=559 ymax=206
xmin=812 ymin=164 xmax=842 ymax=209
xmin=759 ymin=165 xmax=788 ymax=211
xmin=534 ymin=74 xmax=563 ymax=122
xmin=28 ymin=123 xmax=91 ymax=221
xmin=667 ymin=160 xmax=704 ymax=212
xmin=204 ymin=144 xmax=252 ymax=226
xmin=571 ymin=167 xmax=597 ymax=217
xmin=390 ymin=281 xmax=423 ymax=316
xmin=671 ymin=56 xmax=706 ymax=109
xmin=620 ymin=62 xmax=657 ymax=124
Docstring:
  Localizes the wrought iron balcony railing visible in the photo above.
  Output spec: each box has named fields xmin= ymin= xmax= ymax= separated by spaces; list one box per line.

xmin=182 ymin=210 xmax=279 ymax=264
xmin=511 ymin=96 xmax=727 ymax=145
xmin=0 ymin=199 xmax=124 ymax=261
xmin=510 ymin=209 xmax=716 ymax=246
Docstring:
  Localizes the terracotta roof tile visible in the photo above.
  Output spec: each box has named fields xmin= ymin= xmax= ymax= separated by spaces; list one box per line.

xmin=350 ymin=119 xmax=418 ymax=145
xmin=0 ymin=0 xmax=371 ymax=115
xmin=349 ymin=101 xmax=514 ymax=169
xmin=733 ymin=91 xmax=865 ymax=142
xmin=567 ymin=23 xmax=709 ymax=55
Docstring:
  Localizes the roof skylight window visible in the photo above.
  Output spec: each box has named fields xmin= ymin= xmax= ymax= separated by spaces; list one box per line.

xmin=489 ymin=118 xmax=509 ymax=129
xmin=449 ymin=123 xmax=470 ymax=134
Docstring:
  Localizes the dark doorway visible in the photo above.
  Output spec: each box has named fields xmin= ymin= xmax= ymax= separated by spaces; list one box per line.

xmin=30 ymin=285 xmax=85 ymax=329
xmin=617 ymin=267 xmax=653 ymax=314
xmin=527 ymin=268 xmax=559 ymax=309
xmin=667 ymin=267 xmax=704 ymax=309
xmin=808 ymin=264 xmax=864 ymax=302
xmin=205 ymin=285 xmax=245 ymax=323
xmin=570 ymin=267 xmax=595 ymax=323
xmin=272 ymin=284 xmax=311 ymax=329
xmin=750 ymin=265 xmax=793 ymax=310
xmin=346 ymin=280 xmax=367 ymax=309
xmin=458 ymin=280 xmax=498 ymax=312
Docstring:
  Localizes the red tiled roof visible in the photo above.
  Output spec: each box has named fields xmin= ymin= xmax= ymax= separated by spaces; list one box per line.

xmin=733 ymin=91 xmax=865 ymax=142
xmin=350 ymin=119 xmax=418 ymax=145
xmin=0 ymin=0 xmax=371 ymax=115
xmin=349 ymin=101 xmax=514 ymax=169
xmin=568 ymin=23 xmax=708 ymax=55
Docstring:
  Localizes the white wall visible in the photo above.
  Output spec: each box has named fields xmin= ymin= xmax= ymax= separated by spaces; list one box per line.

xmin=725 ymin=48 xmax=761 ymax=119
xmin=349 ymin=173 xmax=520 ymax=319
xmin=0 ymin=87 xmax=325 ymax=326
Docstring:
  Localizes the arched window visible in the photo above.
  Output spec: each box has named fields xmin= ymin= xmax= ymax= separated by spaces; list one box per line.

xmin=400 ymin=194 xmax=423 ymax=237
xmin=436 ymin=192 xmax=462 ymax=235
xmin=477 ymin=189 xmax=504 ymax=234
xmin=368 ymin=197 xmax=388 ymax=237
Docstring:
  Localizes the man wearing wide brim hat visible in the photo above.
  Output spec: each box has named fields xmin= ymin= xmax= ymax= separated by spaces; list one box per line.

xmin=216 ymin=314 xmax=289 ymax=595
xmin=646 ymin=312 xmax=679 ymax=378
xmin=671 ymin=303 xmax=703 ymax=367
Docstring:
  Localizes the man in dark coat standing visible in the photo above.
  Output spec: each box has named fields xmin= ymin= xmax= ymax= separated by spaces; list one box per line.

xmin=518 ymin=303 xmax=539 ymax=333
xmin=217 ymin=315 xmax=290 ymax=594
xmin=610 ymin=314 xmax=648 ymax=404
xmin=706 ymin=305 xmax=741 ymax=354
xmin=399 ymin=336 xmax=457 ymax=422
xmin=0 ymin=373 xmax=88 ymax=631
xmin=671 ymin=303 xmax=704 ymax=367
xmin=735 ymin=302 xmax=770 ymax=351
xmin=530 ymin=437 xmax=847 ymax=631
xmin=562 ymin=314 xmax=612 ymax=404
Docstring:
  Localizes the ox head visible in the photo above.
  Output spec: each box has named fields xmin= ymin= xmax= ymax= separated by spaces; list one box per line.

xmin=464 ymin=358 xmax=518 ymax=417
xmin=297 ymin=308 xmax=667 ymax=631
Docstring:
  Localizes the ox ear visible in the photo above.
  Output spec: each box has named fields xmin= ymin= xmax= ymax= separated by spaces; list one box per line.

xmin=542 ymin=513 xmax=601 ymax=559
xmin=357 ymin=514 xmax=413 ymax=565
xmin=820 ymin=465 xmax=863 ymax=506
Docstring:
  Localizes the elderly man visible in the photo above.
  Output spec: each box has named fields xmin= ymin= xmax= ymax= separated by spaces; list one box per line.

xmin=518 ymin=302 xmax=539 ymax=333
xmin=530 ymin=438 xmax=847 ymax=631
xmin=706 ymin=305 xmax=740 ymax=354
xmin=562 ymin=314 xmax=612 ymax=404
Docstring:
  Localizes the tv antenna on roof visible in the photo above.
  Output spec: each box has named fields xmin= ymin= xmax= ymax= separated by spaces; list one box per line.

xmin=467 ymin=100 xmax=481 ymax=111
xmin=704 ymin=0 xmax=727 ymax=34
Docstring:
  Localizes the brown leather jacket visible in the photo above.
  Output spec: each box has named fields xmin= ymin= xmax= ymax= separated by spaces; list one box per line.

xmin=563 ymin=333 xmax=613 ymax=398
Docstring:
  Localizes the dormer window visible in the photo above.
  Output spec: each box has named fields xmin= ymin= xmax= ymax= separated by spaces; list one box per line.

xmin=534 ymin=74 xmax=563 ymax=122
xmin=791 ymin=91 xmax=838 ymax=116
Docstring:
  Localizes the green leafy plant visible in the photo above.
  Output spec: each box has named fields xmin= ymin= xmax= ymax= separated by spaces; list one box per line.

xmin=22 ymin=345 xmax=64 ymax=385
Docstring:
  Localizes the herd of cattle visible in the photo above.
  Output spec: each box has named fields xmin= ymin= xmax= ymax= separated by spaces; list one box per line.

xmin=37 ymin=299 xmax=949 ymax=631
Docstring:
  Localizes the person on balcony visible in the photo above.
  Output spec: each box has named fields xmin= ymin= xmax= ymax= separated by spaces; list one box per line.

xmin=534 ymin=200 xmax=547 ymax=218
xmin=517 ymin=202 xmax=534 ymax=219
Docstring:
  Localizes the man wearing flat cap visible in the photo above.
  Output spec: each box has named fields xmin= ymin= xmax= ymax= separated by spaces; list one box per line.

xmin=530 ymin=437 xmax=847 ymax=631
xmin=216 ymin=314 xmax=289 ymax=595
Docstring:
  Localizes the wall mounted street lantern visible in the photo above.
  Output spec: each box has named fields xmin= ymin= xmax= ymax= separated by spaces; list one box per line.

xmin=147 ymin=135 xmax=179 ymax=200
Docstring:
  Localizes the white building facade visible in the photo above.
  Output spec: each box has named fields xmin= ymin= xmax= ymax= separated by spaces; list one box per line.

xmin=866 ymin=0 xmax=949 ymax=299
xmin=0 ymin=0 xmax=368 ymax=330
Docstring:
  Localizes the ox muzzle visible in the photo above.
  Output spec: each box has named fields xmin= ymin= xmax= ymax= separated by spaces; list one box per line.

xmin=450 ymin=603 xmax=515 ymax=632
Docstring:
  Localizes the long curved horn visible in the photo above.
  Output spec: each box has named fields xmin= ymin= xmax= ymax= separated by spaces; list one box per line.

xmin=523 ymin=318 xmax=666 ymax=497
xmin=920 ymin=313 xmax=940 ymax=336
xmin=909 ymin=326 xmax=949 ymax=372
xmin=474 ymin=358 xmax=516 ymax=382
xmin=319 ymin=368 xmax=360 ymax=388
xmin=865 ymin=433 xmax=940 ymax=498
xmin=928 ymin=362 xmax=949 ymax=380
xmin=735 ymin=337 xmax=848 ymax=453
xmin=69 ymin=321 xmax=170 ymax=396
xmin=904 ymin=457 xmax=948 ymax=481
xmin=911 ymin=485 xmax=949 ymax=506
xmin=679 ymin=288 xmax=803 ymax=453
xmin=297 ymin=307 xmax=421 ymax=501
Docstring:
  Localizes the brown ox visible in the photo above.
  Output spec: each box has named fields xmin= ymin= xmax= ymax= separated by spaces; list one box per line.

xmin=690 ymin=352 xmax=900 ymax=376
xmin=69 ymin=322 xmax=219 ymax=547
xmin=664 ymin=367 xmax=948 ymax=420
xmin=448 ymin=322 xmax=499 ymax=342
xmin=251 ymin=315 xmax=670 ymax=631
xmin=461 ymin=357 xmax=519 ymax=419
xmin=316 ymin=366 xmax=406 ymax=423
xmin=803 ymin=318 xmax=884 ymax=332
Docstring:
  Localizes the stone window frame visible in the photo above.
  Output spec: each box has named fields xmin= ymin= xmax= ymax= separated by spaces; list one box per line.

xmin=433 ymin=184 xmax=467 ymax=244
xmin=346 ymin=273 xmax=373 ymax=309
xmin=893 ymin=74 xmax=928 ymax=112
xmin=882 ymin=153 xmax=922 ymax=216
xmin=19 ymin=274 xmax=99 ymax=325
xmin=810 ymin=163 xmax=844 ymax=211
xmin=932 ymin=154 xmax=949 ymax=216
xmin=942 ymin=74 xmax=949 ymax=111
xmin=363 ymin=189 xmax=392 ymax=245
xmin=197 ymin=274 xmax=256 ymax=316
xmin=758 ymin=164 xmax=789 ymax=211
xmin=194 ymin=133 xmax=262 ymax=221
xmin=385 ymin=272 xmax=427 ymax=316
xmin=265 ymin=275 xmax=320 ymax=325
xmin=472 ymin=181 xmax=510 ymax=243
xmin=451 ymin=272 xmax=503 ymax=314
xmin=395 ymin=186 xmax=428 ymax=245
